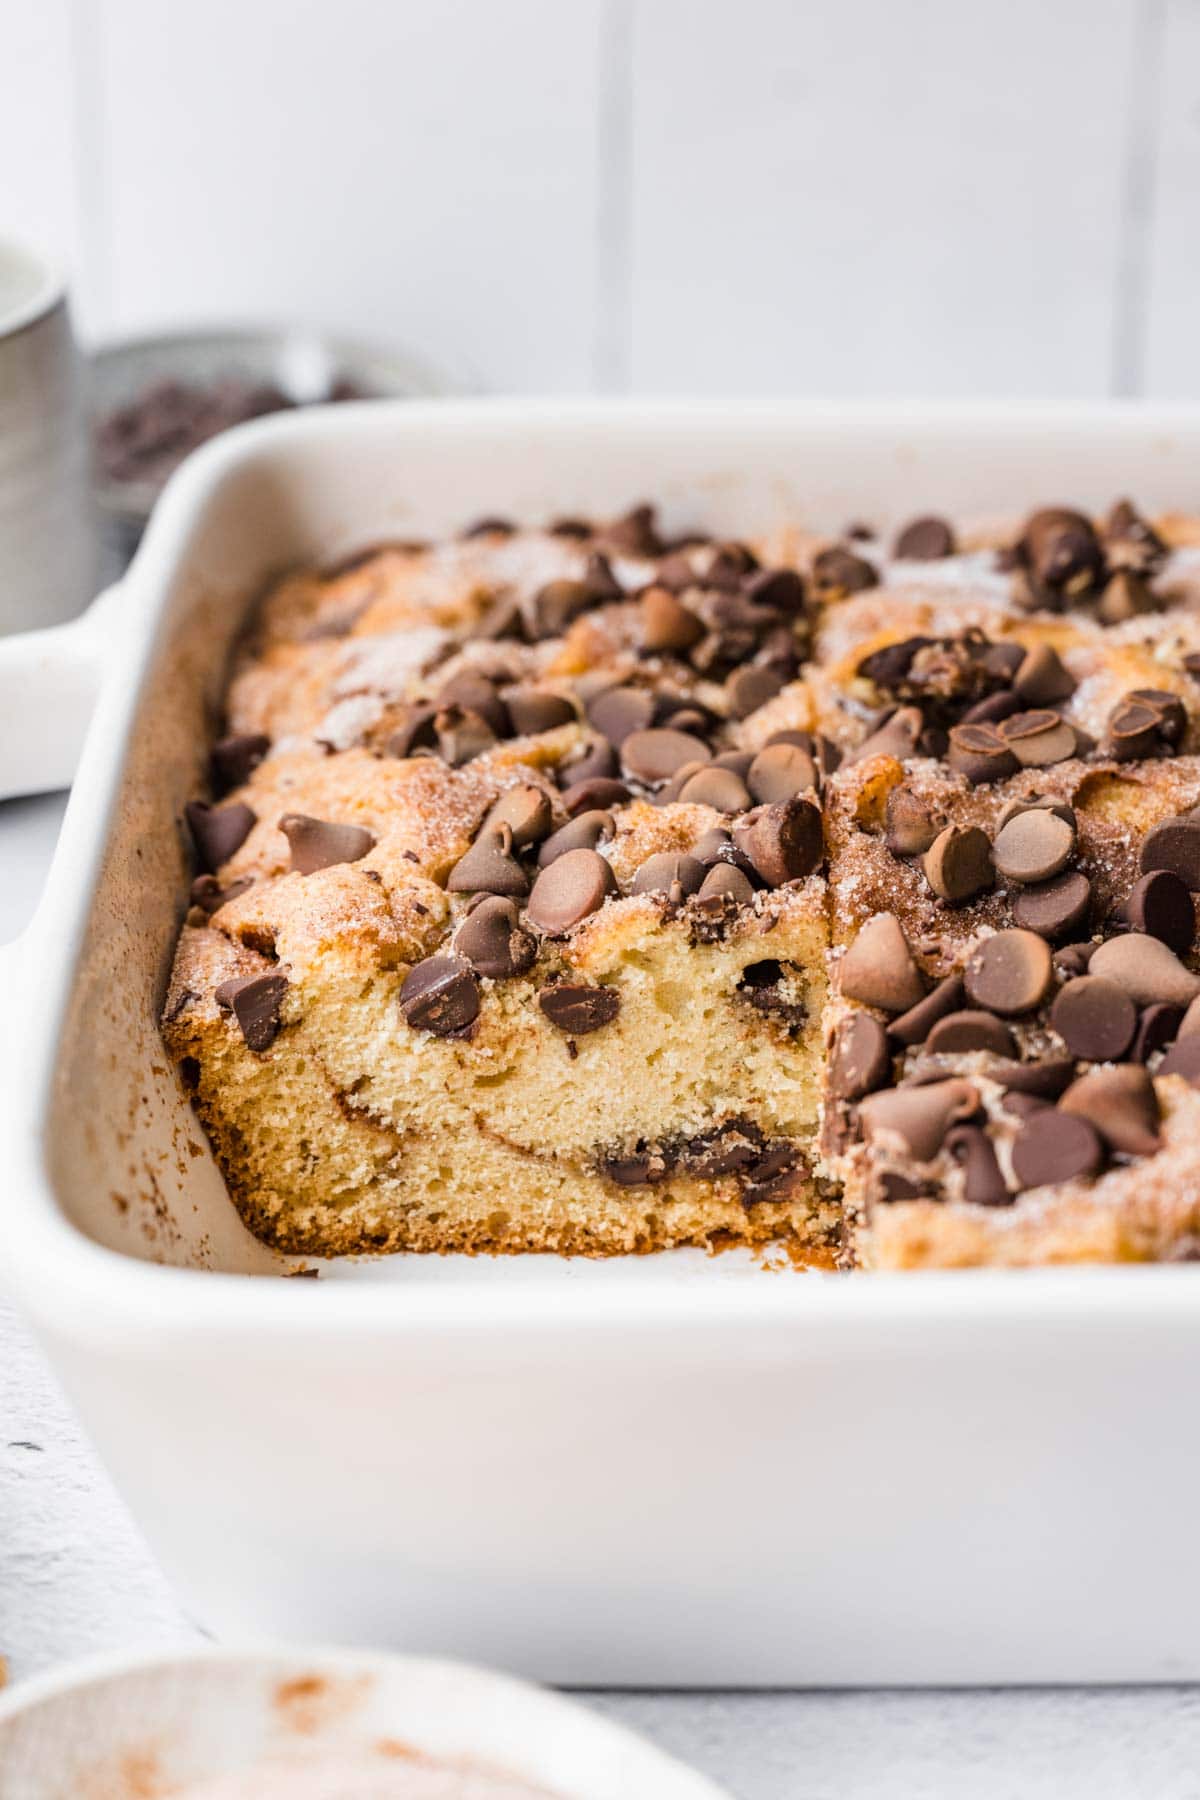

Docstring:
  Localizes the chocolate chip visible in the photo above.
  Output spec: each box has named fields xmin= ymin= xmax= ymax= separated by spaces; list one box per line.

xmin=677 ymin=766 xmax=752 ymax=811
xmin=947 ymin=722 xmax=1019 ymax=786
xmin=210 ymin=732 xmax=269 ymax=793
xmin=686 ymin=1117 xmax=765 ymax=1176
xmin=655 ymin=547 xmax=701 ymax=591
xmin=481 ymin=785 xmax=551 ymax=850
xmin=1060 ymin=1063 xmax=1161 ymax=1156
xmin=1122 ymin=870 xmax=1195 ymax=953
xmin=1097 ymin=569 xmax=1156 ymax=625
xmin=387 ymin=703 xmax=440 ymax=758
xmin=746 ymin=742 xmax=818 ymax=805
xmin=214 ymin=970 xmax=288 ymax=1052
xmin=732 ymin=795 xmax=823 ymax=886
xmin=963 ymin=928 xmax=1053 ymax=1015
xmin=994 ymin=1057 xmax=1076 ymax=1098
xmin=838 ymin=912 xmax=927 ymax=1013
xmin=621 ymin=727 xmax=711 ymax=785
xmin=884 ymin=787 xmax=939 ymax=858
xmin=1158 ymin=1037 xmax=1200 ymax=1082
xmin=1020 ymin=507 xmax=1105 ymax=599
xmin=726 ymin=665 xmax=786 ymax=719
xmin=1011 ymin=1109 xmax=1104 ymax=1189
xmin=1013 ymin=869 xmax=1092 ymax=941
xmin=1131 ymin=1002 xmax=1183 ymax=1064
xmin=980 ymin=640 xmax=1027 ymax=681
xmin=1054 ymin=940 xmax=1097 ymax=978
xmin=631 ymin=852 xmax=705 ymax=897
xmin=812 ymin=545 xmax=878 ymax=598
xmin=538 ymin=982 xmax=620 ymax=1034
xmin=189 ymin=875 xmax=252 ymax=916
xmin=663 ymin=707 xmax=715 ymax=737
xmin=1140 ymin=819 xmax=1200 ymax=890
xmin=185 ymin=800 xmax=256 ymax=872
xmin=887 ymin=974 xmax=966 ymax=1047
xmin=961 ymin=690 xmax=1023 ymax=727
xmin=436 ymin=673 xmax=510 ymax=737
xmin=502 ymin=688 xmax=576 ymax=735
xmin=945 ymin=1124 xmax=1011 ymax=1205
xmin=560 ymin=776 xmax=632 ymax=816
xmin=525 ymin=847 xmax=616 ymax=933
xmin=1001 ymin=1091 xmax=1052 ymax=1119
xmin=454 ymin=895 xmax=537 ymax=979
xmin=998 ymin=709 xmax=1077 ymax=768
xmin=925 ymin=1010 xmax=1017 ymax=1057
xmin=1105 ymin=698 xmax=1156 ymax=761
xmin=1013 ymin=644 xmax=1076 ymax=706
xmin=582 ymin=550 xmax=624 ymax=601
xmin=1049 ymin=975 xmax=1137 ymax=1061
xmin=603 ymin=1150 xmax=658 ymax=1186
xmin=859 ymin=1077 xmax=979 ymax=1162
xmin=1104 ymin=497 xmax=1167 ymax=569
xmin=279 ymin=813 xmax=376 ymax=875
xmin=893 ymin=515 xmax=955 ymax=560
xmin=603 ymin=503 xmax=663 ymax=559
xmin=1106 ymin=688 xmax=1185 ymax=760
xmin=446 ymin=824 xmax=529 ymax=897
xmin=830 ymin=1012 xmax=892 ymax=1101
xmin=561 ymin=734 xmax=618 ymax=786
xmin=462 ymin=515 xmax=514 ymax=538
xmin=697 ymin=862 xmax=755 ymax=904
xmin=991 ymin=808 xmax=1075 ymax=886
xmin=526 ymin=578 xmax=595 ymax=639
xmin=744 ymin=567 xmax=806 ymax=612
xmin=435 ymin=705 xmax=496 ymax=766
xmin=537 ymin=809 xmax=613 ymax=867
xmin=996 ymin=794 xmax=1077 ymax=832
xmin=474 ymin=594 xmax=525 ymax=642
xmin=1135 ymin=688 xmax=1185 ymax=740
xmin=759 ymin=629 xmax=803 ymax=678
xmin=640 ymin=585 xmax=704 ymax=653
xmin=857 ymin=636 xmax=929 ymax=689
xmin=691 ymin=826 xmax=734 ymax=865
xmin=923 ymin=823 xmax=994 ymax=902
xmin=874 ymin=1171 xmax=933 ymax=1204
xmin=588 ymin=686 xmax=656 ymax=746
xmin=848 ymin=705 xmax=925 ymax=766
xmin=399 ymin=956 xmax=479 ymax=1035
xmin=1088 ymin=932 xmax=1200 ymax=1008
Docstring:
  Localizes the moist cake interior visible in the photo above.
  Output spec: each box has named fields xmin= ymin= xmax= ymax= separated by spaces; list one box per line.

xmin=162 ymin=498 xmax=1200 ymax=1267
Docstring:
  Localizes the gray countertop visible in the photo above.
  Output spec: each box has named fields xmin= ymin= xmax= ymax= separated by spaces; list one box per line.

xmin=4 ymin=790 xmax=1200 ymax=1799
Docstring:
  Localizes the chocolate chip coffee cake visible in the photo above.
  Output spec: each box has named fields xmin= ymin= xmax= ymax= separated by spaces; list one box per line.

xmin=161 ymin=498 xmax=1200 ymax=1266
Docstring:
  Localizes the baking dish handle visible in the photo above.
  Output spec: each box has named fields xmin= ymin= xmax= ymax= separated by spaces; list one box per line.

xmin=0 ymin=585 xmax=124 ymax=801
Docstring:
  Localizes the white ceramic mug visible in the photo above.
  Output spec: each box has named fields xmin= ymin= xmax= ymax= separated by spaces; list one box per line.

xmin=0 ymin=238 xmax=98 ymax=633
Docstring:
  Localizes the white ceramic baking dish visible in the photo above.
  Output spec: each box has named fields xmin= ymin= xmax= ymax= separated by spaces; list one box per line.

xmin=6 ymin=399 xmax=1200 ymax=1686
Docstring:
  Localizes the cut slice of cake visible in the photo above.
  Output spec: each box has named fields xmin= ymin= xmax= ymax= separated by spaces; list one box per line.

xmin=163 ymin=511 xmax=836 ymax=1258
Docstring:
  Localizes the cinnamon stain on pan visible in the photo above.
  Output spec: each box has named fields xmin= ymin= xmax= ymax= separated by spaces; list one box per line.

xmin=271 ymin=1668 xmax=374 ymax=1735
xmin=375 ymin=1737 xmax=423 ymax=1760
xmin=70 ymin=1675 xmax=373 ymax=1800
xmin=82 ymin=1743 xmax=172 ymax=1800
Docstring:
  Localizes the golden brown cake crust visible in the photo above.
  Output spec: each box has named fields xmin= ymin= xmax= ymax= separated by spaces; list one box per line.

xmin=163 ymin=500 xmax=1200 ymax=1265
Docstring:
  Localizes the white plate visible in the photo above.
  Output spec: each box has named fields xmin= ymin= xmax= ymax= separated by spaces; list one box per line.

xmin=0 ymin=1646 xmax=725 ymax=1798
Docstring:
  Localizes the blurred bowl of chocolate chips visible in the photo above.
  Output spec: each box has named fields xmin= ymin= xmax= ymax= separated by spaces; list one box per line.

xmin=90 ymin=326 xmax=450 ymax=568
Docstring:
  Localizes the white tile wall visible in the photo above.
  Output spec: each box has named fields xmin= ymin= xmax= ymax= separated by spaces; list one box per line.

xmin=2 ymin=0 xmax=1196 ymax=396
